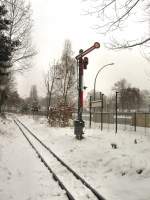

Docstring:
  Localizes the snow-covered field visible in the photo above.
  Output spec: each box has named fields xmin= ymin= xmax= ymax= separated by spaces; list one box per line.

xmin=1 ymin=114 xmax=150 ymax=200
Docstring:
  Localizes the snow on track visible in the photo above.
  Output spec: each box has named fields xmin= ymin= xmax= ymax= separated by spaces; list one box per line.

xmin=0 ymin=117 xmax=67 ymax=200
xmin=15 ymin=118 xmax=105 ymax=200
xmin=17 ymin=114 xmax=150 ymax=200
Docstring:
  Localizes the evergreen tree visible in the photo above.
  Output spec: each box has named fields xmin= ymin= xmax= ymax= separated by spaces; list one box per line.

xmin=29 ymin=85 xmax=38 ymax=102
xmin=0 ymin=4 xmax=20 ymax=112
xmin=29 ymin=85 xmax=39 ymax=112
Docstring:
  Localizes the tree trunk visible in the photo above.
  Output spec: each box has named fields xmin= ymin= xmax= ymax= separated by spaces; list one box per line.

xmin=0 ymin=92 xmax=2 ymax=113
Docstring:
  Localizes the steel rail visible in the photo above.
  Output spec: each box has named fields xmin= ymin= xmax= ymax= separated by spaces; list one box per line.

xmin=15 ymin=118 xmax=106 ymax=200
xmin=14 ymin=119 xmax=75 ymax=200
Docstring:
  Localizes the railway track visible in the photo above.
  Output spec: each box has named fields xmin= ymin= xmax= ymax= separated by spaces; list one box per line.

xmin=14 ymin=117 xmax=106 ymax=200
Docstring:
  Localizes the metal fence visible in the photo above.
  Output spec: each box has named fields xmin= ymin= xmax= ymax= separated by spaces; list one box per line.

xmin=73 ymin=111 xmax=150 ymax=134
xmin=7 ymin=108 xmax=150 ymax=134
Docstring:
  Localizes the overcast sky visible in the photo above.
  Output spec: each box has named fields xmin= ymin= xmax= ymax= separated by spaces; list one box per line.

xmin=16 ymin=0 xmax=150 ymax=98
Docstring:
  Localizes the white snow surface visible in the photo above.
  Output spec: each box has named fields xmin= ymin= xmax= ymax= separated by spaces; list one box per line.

xmin=1 ymin=114 xmax=150 ymax=200
xmin=0 ymin=116 xmax=66 ymax=200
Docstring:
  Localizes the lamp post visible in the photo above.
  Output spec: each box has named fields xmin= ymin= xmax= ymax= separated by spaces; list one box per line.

xmin=93 ymin=63 xmax=114 ymax=100
xmin=115 ymin=91 xmax=119 ymax=134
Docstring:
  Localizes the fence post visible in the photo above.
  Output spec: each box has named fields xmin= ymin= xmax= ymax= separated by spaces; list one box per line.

xmin=145 ymin=113 xmax=146 ymax=135
xmin=124 ymin=112 xmax=126 ymax=131
xmin=115 ymin=92 xmax=118 ymax=134
xmin=101 ymin=94 xmax=104 ymax=131
xmin=89 ymin=96 xmax=92 ymax=128
xmin=134 ymin=112 xmax=136 ymax=132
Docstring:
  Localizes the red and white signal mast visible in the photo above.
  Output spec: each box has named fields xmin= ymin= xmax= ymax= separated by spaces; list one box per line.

xmin=74 ymin=42 xmax=100 ymax=140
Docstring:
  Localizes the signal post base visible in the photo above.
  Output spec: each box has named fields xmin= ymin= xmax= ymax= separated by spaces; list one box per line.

xmin=74 ymin=119 xmax=85 ymax=140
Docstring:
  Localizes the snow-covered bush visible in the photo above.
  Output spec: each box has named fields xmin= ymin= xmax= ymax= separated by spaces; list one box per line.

xmin=48 ymin=103 xmax=73 ymax=127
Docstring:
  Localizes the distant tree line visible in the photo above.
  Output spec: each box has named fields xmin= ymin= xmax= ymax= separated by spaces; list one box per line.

xmin=87 ymin=78 xmax=150 ymax=112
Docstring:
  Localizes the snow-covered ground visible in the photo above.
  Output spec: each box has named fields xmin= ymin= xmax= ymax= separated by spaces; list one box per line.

xmin=1 ymin=114 xmax=150 ymax=200
xmin=0 ymin=116 xmax=67 ymax=200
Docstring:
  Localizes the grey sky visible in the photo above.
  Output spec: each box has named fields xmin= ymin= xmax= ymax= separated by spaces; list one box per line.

xmin=16 ymin=0 xmax=150 ymax=98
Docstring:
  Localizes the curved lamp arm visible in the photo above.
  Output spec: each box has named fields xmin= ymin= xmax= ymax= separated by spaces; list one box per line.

xmin=94 ymin=63 xmax=114 ymax=100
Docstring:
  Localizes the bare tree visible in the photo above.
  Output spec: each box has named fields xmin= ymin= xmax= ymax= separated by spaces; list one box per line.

xmin=45 ymin=40 xmax=77 ymax=126
xmin=112 ymin=78 xmax=130 ymax=111
xmin=44 ymin=60 xmax=60 ymax=115
xmin=58 ymin=39 xmax=77 ymax=106
xmin=3 ymin=0 xmax=36 ymax=71
xmin=112 ymin=79 xmax=143 ymax=111
xmin=45 ymin=40 xmax=77 ymax=110
xmin=84 ymin=0 xmax=150 ymax=58
xmin=112 ymin=78 xmax=130 ymax=92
